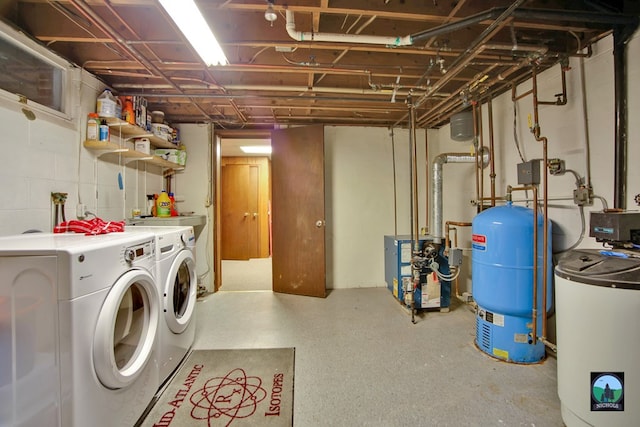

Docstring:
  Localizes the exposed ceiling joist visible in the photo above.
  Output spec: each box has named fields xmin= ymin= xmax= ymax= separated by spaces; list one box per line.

xmin=1 ymin=0 xmax=637 ymax=128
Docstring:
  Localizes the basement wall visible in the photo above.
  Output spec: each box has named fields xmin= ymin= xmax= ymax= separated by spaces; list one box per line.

xmin=0 ymin=29 xmax=637 ymax=294
xmin=434 ymin=30 xmax=640 ymax=298
xmin=0 ymin=68 xmax=163 ymax=236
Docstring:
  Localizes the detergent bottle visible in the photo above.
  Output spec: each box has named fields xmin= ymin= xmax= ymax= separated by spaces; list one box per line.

xmin=121 ymin=97 xmax=135 ymax=124
xmin=156 ymin=191 xmax=171 ymax=217
xmin=169 ymin=192 xmax=178 ymax=216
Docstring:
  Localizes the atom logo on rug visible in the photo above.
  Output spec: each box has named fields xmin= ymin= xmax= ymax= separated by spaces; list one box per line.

xmin=190 ymin=368 xmax=267 ymax=425
xmin=140 ymin=349 xmax=294 ymax=427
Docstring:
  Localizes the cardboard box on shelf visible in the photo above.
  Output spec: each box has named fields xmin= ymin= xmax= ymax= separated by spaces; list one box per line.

xmin=155 ymin=148 xmax=186 ymax=166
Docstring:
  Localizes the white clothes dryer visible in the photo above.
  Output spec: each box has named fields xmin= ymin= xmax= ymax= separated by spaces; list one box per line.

xmin=126 ymin=225 xmax=197 ymax=384
xmin=0 ymin=232 xmax=160 ymax=427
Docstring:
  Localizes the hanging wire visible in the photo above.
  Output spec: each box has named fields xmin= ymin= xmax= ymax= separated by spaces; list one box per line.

xmin=512 ymin=100 xmax=526 ymax=163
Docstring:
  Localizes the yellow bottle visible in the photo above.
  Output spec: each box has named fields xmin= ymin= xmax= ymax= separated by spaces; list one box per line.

xmin=156 ymin=191 xmax=171 ymax=217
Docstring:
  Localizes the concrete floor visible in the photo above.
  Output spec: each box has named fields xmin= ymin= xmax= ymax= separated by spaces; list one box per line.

xmin=221 ymin=258 xmax=272 ymax=291
xmin=194 ymin=287 xmax=564 ymax=426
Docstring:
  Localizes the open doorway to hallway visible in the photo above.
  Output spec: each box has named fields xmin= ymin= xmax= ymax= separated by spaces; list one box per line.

xmin=221 ymin=258 xmax=272 ymax=291
xmin=220 ymin=138 xmax=272 ymax=292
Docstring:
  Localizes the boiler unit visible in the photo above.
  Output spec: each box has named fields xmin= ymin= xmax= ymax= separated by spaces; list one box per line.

xmin=384 ymin=235 xmax=452 ymax=311
xmin=471 ymin=202 xmax=552 ymax=363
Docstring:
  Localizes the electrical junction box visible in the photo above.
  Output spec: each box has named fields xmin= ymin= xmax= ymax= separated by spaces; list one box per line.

xmin=449 ymin=248 xmax=463 ymax=266
xmin=517 ymin=160 xmax=541 ymax=185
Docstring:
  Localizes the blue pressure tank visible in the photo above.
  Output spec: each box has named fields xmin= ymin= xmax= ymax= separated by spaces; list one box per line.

xmin=471 ymin=202 xmax=552 ymax=363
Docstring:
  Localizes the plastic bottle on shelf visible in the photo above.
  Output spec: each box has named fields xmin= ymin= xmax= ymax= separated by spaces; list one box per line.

xmin=169 ymin=192 xmax=178 ymax=216
xmin=152 ymin=194 xmax=158 ymax=217
xmin=98 ymin=119 xmax=109 ymax=141
xmin=146 ymin=194 xmax=155 ymax=216
xmin=86 ymin=113 xmax=100 ymax=141
xmin=96 ymin=89 xmax=117 ymax=118
xmin=156 ymin=191 xmax=171 ymax=217
xmin=122 ymin=97 xmax=135 ymax=125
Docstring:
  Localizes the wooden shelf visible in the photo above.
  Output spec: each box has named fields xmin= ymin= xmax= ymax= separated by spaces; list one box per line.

xmin=101 ymin=117 xmax=180 ymax=149
xmin=83 ymin=140 xmax=184 ymax=170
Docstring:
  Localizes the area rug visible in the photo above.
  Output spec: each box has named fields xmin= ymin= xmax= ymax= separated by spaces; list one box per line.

xmin=139 ymin=348 xmax=294 ymax=427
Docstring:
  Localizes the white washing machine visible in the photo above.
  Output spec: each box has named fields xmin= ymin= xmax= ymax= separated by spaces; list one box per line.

xmin=0 ymin=232 xmax=160 ymax=427
xmin=126 ymin=225 xmax=197 ymax=385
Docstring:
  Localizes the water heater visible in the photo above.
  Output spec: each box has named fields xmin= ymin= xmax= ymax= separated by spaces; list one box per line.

xmin=471 ymin=202 xmax=552 ymax=363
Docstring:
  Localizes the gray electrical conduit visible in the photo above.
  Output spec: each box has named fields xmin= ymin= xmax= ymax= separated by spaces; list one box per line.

xmin=431 ymin=150 xmax=490 ymax=240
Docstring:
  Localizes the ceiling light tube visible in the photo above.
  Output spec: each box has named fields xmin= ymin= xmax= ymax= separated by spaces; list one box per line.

xmin=241 ymin=146 xmax=272 ymax=154
xmin=159 ymin=0 xmax=228 ymax=66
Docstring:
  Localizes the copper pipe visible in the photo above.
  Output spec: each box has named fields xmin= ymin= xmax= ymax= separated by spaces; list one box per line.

xmin=418 ymin=51 xmax=545 ymax=128
xmin=487 ymin=96 xmax=497 ymax=206
xmin=410 ymin=103 xmax=420 ymax=246
xmin=531 ymin=66 xmax=550 ymax=344
xmin=512 ymin=84 xmax=533 ymax=101
xmin=103 ymin=0 xmax=163 ymax=63
xmin=506 ymin=185 xmax=539 ymax=344
xmin=444 ymin=221 xmax=472 ymax=298
xmin=509 ymin=63 xmax=565 ymax=347
xmin=478 ymin=102 xmax=485 ymax=211
xmin=414 ymin=0 xmax=526 ymax=109
xmin=390 ymin=128 xmax=398 ymax=236
xmin=445 ymin=221 xmax=472 ymax=299
xmin=409 ymin=100 xmax=419 ymax=324
xmin=537 ymin=66 xmax=567 ymax=105
xmin=472 ymin=102 xmax=480 ymax=208
xmin=476 ymin=196 xmax=507 ymax=201
xmin=445 ymin=221 xmax=472 ymax=250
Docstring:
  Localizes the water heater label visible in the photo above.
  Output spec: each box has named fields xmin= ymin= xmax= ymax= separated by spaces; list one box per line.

xmin=591 ymin=372 xmax=624 ymax=412
xmin=479 ymin=309 xmax=504 ymax=327
xmin=472 ymin=234 xmax=487 ymax=251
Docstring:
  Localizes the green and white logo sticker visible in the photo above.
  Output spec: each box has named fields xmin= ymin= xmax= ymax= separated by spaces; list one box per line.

xmin=591 ymin=372 xmax=624 ymax=411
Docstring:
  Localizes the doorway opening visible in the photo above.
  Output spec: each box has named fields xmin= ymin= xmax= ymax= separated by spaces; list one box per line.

xmin=219 ymin=137 xmax=272 ymax=292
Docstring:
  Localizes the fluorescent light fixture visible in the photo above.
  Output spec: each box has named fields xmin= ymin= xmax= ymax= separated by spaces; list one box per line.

xmin=159 ymin=0 xmax=228 ymax=66
xmin=241 ymin=146 xmax=272 ymax=154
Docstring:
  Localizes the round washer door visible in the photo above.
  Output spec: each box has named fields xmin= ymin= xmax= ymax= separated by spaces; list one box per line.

xmin=93 ymin=268 xmax=159 ymax=389
xmin=164 ymin=249 xmax=197 ymax=334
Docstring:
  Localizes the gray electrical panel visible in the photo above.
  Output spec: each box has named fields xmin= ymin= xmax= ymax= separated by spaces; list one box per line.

xmin=517 ymin=160 xmax=541 ymax=185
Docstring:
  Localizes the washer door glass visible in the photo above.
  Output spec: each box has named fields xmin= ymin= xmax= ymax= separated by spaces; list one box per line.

xmin=164 ymin=250 xmax=197 ymax=334
xmin=93 ymin=269 xmax=159 ymax=389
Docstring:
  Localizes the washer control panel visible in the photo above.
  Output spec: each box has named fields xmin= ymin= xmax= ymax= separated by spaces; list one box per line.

xmin=123 ymin=240 xmax=154 ymax=264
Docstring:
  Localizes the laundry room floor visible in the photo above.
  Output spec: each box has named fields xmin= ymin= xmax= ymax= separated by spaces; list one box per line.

xmin=194 ymin=288 xmax=563 ymax=426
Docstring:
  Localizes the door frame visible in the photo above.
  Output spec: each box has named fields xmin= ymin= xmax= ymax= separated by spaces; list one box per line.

xmin=213 ymin=129 xmax=272 ymax=292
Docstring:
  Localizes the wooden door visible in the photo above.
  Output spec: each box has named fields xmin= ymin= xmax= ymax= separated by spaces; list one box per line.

xmin=271 ymin=125 xmax=326 ymax=297
xmin=221 ymin=164 xmax=259 ymax=260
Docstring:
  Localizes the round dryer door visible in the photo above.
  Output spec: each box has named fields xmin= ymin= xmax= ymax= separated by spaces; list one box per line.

xmin=164 ymin=249 xmax=197 ymax=334
xmin=93 ymin=269 xmax=159 ymax=389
